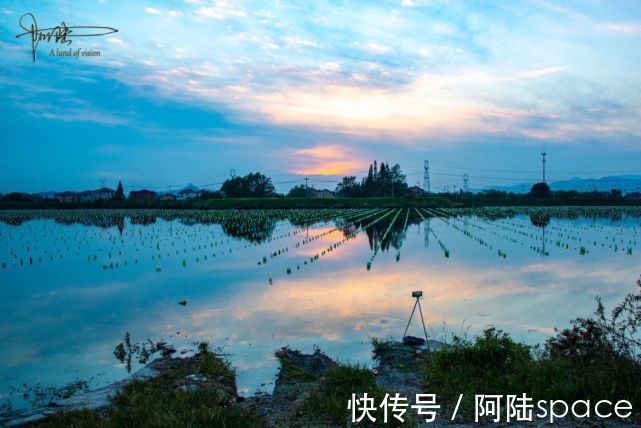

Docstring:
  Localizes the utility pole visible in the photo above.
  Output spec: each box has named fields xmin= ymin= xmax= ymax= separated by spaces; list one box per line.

xmin=423 ymin=160 xmax=430 ymax=194
xmin=463 ymin=174 xmax=469 ymax=193
xmin=541 ymin=152 xmax=547 ymax=183
xmin=305 ymin=177 xmax=309 ymax=197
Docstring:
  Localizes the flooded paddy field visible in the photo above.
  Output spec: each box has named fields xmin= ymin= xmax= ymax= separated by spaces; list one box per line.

xmin=0 ymin=207 xmax=639 ymax=409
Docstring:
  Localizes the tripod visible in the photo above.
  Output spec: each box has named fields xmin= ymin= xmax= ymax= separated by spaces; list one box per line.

xmin=402 ymin=291 xmax=431 ymax=357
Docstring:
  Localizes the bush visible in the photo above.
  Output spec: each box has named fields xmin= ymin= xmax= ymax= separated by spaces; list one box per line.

xmin=530 ymin=182 xmax=552 ymax=198
xmin=426 ymin=278 xmax=641 ymax=420
xmin=302 ymin=364 xmax=388 ymax=426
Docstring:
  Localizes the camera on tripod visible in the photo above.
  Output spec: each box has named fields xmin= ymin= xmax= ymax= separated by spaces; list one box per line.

xmin=402 ymin=290 xmax=431 ymax=357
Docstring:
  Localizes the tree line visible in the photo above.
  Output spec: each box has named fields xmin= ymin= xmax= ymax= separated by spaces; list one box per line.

xmin=334 ymin=161 xmax=409 ymax=197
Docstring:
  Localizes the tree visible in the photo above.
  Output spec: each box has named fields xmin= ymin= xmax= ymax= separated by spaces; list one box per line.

xmin=287 ymin=184 xmax=308 ymax=198
xmin=608 ymin=189 xmax=623 ymax=199
xmin=389 ymin=164 xmax=408 ymax=196
xmin=377 ymin=162 xmax=390 ymax=196
xmin=334 ymin=161 xmax=409 ymax=198
xmin=335 ymin=176 xmax=360 ymax=197
xmin=1 ymin=192 xmax=35 ymax=202
xmin=221 ymin=172 xmax=276 ymax=198
xmin=113 ymin=181 xmax=125 ymax=201
xmin=199 ymin=190 xmax=222 ymax=199
xmin=364 ymin=164 xmax=375 ymax=196
xmin=530 ymin=182 xmax=551 ymax=198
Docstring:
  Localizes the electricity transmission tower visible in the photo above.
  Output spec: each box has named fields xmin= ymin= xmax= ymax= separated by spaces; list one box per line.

xmin=423 ymin=160 xmax=430 ymax=194
xmin=424 ymin=218 xmax=430 ymax=248
xmin=463 ymin=174 xmax=469 ymax=193
xmin=541 ymin=152 xmax=547 ymax=183
xmin=230 ymin=169 xmax=236 ymax=179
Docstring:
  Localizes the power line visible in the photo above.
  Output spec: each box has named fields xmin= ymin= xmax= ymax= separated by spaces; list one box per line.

xmin=428 ymin=171 xmax=538 ymax=182
xmin=410 ymin=163 xmax=641 ymax=175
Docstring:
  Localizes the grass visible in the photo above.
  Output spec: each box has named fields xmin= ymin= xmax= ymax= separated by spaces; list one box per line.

xmin=199 ymin=350 xmax=233 ymax=379
xmin=370 ymin=336 xmax=396 ymax=355
xmin=300 ymin=364 xmax=393 ymax=426
xmin=276 ymin=359 xmax=317 ymax=383
xmin=41 ymin=381 xmax=262 ymax=428
xmin=425 ymin=327 xmax=641 ymax=420
xmin=38 ymin=346 xmax=264 ymax=428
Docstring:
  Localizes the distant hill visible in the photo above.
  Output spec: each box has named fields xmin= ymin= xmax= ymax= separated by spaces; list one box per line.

xmin=180 ymin=183 xmax=200 ymax=192
xmin=480 ymin=175 xmax=641 ymax=194
xmin=156 ymin=183 xmax=202 ymax=197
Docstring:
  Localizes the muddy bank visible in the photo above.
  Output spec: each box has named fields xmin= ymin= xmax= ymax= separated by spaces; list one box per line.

xmin=1 ymin=337 xmax=636 ymax=427
xmin=1 ymin=338 xmax=440 ymax=427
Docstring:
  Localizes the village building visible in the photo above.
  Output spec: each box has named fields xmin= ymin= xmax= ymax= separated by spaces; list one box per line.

xmin=54 ymin=191 xmax=78 ymax=203
xmin=130 ymin=189 xmax=157 ymax=201
xmin=407 ymin=186 xmax=424 ymax=198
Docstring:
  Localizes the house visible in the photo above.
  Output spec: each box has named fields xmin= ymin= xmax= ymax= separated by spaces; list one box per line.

xmin=176 ymin=183 xmax=201 ymax=200
xmin=130 ymin=189 xmax=157 ymax=201
xmin=77 ymin=187 xmax=116 ymax=202
xmin=34 ymin=191 xmax=56 ymax=200
xmin=54 ymin=191 xmax=78 ymax=203
xmin=78 ymin=190 xmax=99 ymax=202
xmin=177 ymin=189 xmax=198 ymax=200
xmin=94 ymin=187 xmax=116 ymax=200
xmin=407 ymin=186 xmax=424 ymax=198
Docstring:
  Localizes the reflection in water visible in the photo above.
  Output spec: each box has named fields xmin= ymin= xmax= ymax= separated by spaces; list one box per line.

xmin=0 ymin=207 xmax=640 ymax=408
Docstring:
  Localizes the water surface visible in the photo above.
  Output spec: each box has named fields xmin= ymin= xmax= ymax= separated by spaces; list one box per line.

xmin=0 ymin=207 xmax=639 ymax=408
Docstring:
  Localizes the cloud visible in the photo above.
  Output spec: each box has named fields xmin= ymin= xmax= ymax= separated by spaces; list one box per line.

xmin=603 ymin=22 xmax=641 ymax=36
xmin=249 ymin=71 xmax=502 ymax=136
xmin=144 ymin=7 xmax=160 ymax=14
xmin=195 ymin=1 xmax=246 ymax=19
xmin=287 ymin=145 xmax=366 ymax=176
xmin=227 ymin=84 xmax=248 ymax=93
xmin=17 ymin=101 xmax=128 ymax=126
xmin=281 ymin=36 xmax=318 ymax=49
xmin=357 ymin=42 xmax=393 ymax=55
xmin=518 ymin=66 xmax=567 ymax=78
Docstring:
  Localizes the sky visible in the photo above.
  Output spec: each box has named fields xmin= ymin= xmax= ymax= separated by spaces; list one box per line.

xmin=1 ymin=0 xmax=641 ymax=194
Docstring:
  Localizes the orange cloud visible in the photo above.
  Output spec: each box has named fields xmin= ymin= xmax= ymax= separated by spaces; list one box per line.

xmin=287 ymin=144 xmax=366 ymax=176
xmin=249 ymin=67 xmax=573 ymax=138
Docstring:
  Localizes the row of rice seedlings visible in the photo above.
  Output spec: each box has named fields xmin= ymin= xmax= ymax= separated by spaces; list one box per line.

xmin=425 ymin=208 xmax=507 ymax=258
xmin=0 ymin=209 xmax=365 ymax=271
xmin=279 ymin=209 xmax=394 ymax=280
xmin=258 ymin=208 xmax=381 ymax=266
xmin=415 ymin=208 xmax=449 ymax=258
xmin=366 ymin=208 xmax=402 ymax=270
xmin=451 ymin=206 xmax=638 ymax=257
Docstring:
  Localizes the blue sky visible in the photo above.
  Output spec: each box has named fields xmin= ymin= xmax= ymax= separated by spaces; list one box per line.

xmin=1 ymin=0 xmax=641 ymax=193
